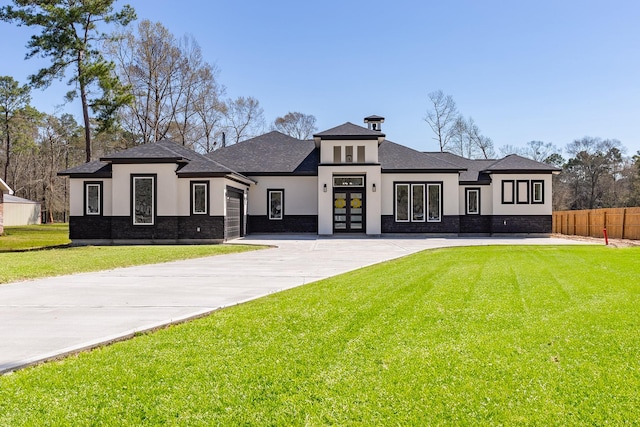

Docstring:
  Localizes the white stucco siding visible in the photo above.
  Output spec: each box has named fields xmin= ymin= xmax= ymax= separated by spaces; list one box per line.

xmin=69 ymin=178 xmax=112 ymax=216
xmin=319 ymin=139 xmax=379 ymax=163
xmin=459 ymin=185 xmax=493 ymax=216
xmin=380 ymin=173 xmax=460 ymax=216
xmin=247 ymin=176 xmax=317 ymax=216
xmin=491 ymin=173 xmax=553 ymax=215
xmin=111 ymin=163 xmax=178 ymax=216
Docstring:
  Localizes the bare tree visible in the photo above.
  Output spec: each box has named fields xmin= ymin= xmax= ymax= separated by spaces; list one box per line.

xmin=448 ymin=116 xmax=494 ymax=159
xmin=500 ymin=140 xmax=560 ymax=162
xmin=272 ymin=112 xmax=317 ymax=139
xmin=224 ymin=97 xmax=265 ymax=145
xmin=0 ymin=76 xmax=31 ymax=183
xmin=425 ymin=90 xmax=459 ymax=152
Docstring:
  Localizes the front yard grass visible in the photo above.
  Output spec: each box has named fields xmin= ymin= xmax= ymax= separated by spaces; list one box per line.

xmin=1 ymin=245 xmax=639 ymax=425
xmin=0 ymin=224 xmax=70 ymax=251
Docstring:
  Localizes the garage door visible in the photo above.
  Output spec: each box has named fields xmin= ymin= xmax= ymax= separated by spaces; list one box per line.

xmin=225 ymin=192 xmax=241 ymax=240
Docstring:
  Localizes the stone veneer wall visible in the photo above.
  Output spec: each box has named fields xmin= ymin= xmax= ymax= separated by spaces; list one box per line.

xmin=248 ymin=215 xmax=318 ymax=234
xmin=70 ymin=215 xmax=225 ymax=241
xmin=381 ymin=215 xmax=460 ymax=234
xmin=490 ymin=215 xmax=553 ymax=234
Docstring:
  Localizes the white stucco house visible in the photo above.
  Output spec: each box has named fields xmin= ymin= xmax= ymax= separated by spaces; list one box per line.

xmin=59 ymin=116 xmax=559 ymax=243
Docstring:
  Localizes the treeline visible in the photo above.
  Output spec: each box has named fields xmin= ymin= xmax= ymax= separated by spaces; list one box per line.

xmin=0 ymin=1 xmax=317 ymax=221
xmin=425 ymin=91 xmax=640 ymax=211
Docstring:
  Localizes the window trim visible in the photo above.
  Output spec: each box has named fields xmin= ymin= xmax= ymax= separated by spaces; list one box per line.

xmin=395 ymin=181 xmax=442 ymax=223
xmin=501 ymin=180 xmax=515 ymax=204
xmin=394 ymin=183 xmax=410 ymax=222
xmin=426 ymin=183 xmax=442 ymax=223
xmin=268 ymin=189 xmax=284 ymax=220
xmin=531 ymin=180 xmax=544 ymax=204
xmin=191 ymin=181 xmax=209 ymax=215
xmin=465 ymin=187 xmax=481 ymax=215
xmin=131 ymin=174 xmax=156 ymax=226
xmin=84 ymin=181 xmax=102 ymax=216
xmin=516 ymin=180 xmax=530 ymax=204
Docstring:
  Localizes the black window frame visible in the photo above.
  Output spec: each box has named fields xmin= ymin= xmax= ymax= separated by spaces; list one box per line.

xmin=516 ymin=180 xmax=530 ymax=204
xmin=531 ymin=180 xmax=544 ymax=204
xmin=465 ymin=187 xmax=481 ymax=215
xmin=501 ymin=180 xmax=515 ymax=204
xmin=131 ymin=174 xmax=157 ymax=226
xmin=84 ymin=181 xmax=103 ymax=216
xmin=191 ymin=181 xmax=209 ymax=215
xmin=394 ymin=181 xmax=442 ymax=223
xmin=267 ymin=189 xmax=284 ymax=220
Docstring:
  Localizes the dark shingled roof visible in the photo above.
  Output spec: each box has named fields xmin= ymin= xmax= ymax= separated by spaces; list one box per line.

xmin=101 ymin=140 xmax=195 ymax=163
xmin=426 ymin=152 xmax=493 ymax=183
xmin=485 ymin=154 xmax=561 ymax=172
xmin=379 ymin=141 xmax=464 ymax=171
xmin=313 ymin=122 xmax=385 ymax=139
xmin=58 ymin=160 xmax=112 ymax=177
xmin=207 ymin=131 xmax=318 ymax=174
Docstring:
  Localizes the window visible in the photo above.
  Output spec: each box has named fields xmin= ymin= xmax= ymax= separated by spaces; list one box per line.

xmin=268 ymin=189 xmax=283 ymax=220
xmin=532 ymin=180 xmax=544 ymax=204
xmin=395 ymin=182 xmax=441 ymax=223
xmin=345 ymin=146 xmax=353 ymax=163
xmin=395 ymin=184 xmax=410 ymax=222
xmin=132 ymin=175 xmax=155 ymax=225
xmin=427 ymin=184 xmax=441 ymax=222
xmin=191 ymin=181 xmax=208 ymax=215
xmin=466 ymin=188 xmax=480 ymax=215
xmin=357 ymin=146 xmax=365 ymax=163
xmin=333 ymin=146 xmax=341 ymax=163
xmin=517 ymin=180 xmax=529 ymax=204
xmin=85 ymin=182 xmax=101 ymax=215
xmin=502 ymin=180 xmax=514 ymax=204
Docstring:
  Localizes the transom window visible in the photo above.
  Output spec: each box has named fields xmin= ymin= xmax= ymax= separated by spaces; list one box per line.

xmin=85 ymin=182 xmax=101 ymax=215
xmin=395 ymin=182 xmax=441 ymax=223
xmin=191 ymin=181 xmax=208 ymax=215
xmin=132 ymin=175 xmax=155 ymax=225
xmin=333 ymin=176 xmax=364 ymax=187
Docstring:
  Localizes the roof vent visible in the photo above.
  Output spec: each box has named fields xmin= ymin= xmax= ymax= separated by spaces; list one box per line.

xmin=364 ymin=115 xmax=384 ymax=131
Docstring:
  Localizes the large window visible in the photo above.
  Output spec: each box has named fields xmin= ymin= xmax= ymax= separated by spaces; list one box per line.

xmin=132 ymin=175 xmax=155 ymax=225
xmin=84 ymin=182 xmax=101 ymax=215
xmin=395 ymin=182 xmax=441 ymax=223
xmin=532 ymin=180 xmax=544 ymax=204
xmin=466 ymin=188 xmax=480 ymax=215
xmin=191 ymin=181 xmax=208 ymax=215
xmin=268 ymin=189 xmax=283 ymax=220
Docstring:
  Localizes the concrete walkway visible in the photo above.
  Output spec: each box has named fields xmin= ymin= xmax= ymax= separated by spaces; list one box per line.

xmin=0 ymin=236 xmax=590 ymax=373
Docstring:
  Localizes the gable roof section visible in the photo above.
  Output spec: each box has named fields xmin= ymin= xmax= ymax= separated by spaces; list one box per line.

xmin=0 ymin=177 xmax=14 ymax=195
xmin=101 ymin=140 xmax=195 ymax=164
xmin=426 ymin=152 xmax=493 ymax=183
xmin=207 ymin=131 xmax=318 ymax=175
xmin=314 ymin=122 xmax=385 ymax=140
xmin=379 ymin=141 xmax=464 ymax=172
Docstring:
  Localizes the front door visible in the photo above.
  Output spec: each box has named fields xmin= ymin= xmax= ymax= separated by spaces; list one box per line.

xmin=333 ymin=190 xmax=365 ymax=232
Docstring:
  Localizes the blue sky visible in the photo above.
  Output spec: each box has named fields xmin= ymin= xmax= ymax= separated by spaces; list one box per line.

xmin=1 ymin=0 xmax=639 ymax=156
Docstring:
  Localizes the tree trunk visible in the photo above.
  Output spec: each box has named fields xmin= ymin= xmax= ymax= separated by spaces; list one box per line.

xmin=3 ymin=113 xmax=9 ymax=183
xmin=78 ymin=50 xmax=92 ymax=162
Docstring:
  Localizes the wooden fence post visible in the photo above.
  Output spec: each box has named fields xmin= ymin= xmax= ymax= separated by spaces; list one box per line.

xmin=621 ymin=208 xmax=627 ymax=240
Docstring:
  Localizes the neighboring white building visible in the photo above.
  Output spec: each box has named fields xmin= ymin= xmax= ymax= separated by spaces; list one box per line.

xmin=59 ymin=116 xmax=559 ymax=244
xmin=0 ymin=177 xmax=14 ymax=235
xmin=2 ymin=195 xmax=41 ymax=226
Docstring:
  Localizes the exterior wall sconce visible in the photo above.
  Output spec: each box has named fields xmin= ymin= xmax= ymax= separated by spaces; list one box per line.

xmin=323 ymin=183 xmax=327 ymax=192
xmin=372 ymin=183 xmax=376 ymax=192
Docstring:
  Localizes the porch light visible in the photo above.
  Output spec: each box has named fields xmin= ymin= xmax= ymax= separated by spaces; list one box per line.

xmin=372 ymin=183 xmax=376 ymax=192
xmin=323 ymin=183 xmax=327 ymax=192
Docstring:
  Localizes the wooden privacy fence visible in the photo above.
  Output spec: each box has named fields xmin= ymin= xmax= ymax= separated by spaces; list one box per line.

xmin=553 ymin=207 xmax=640 ymax=240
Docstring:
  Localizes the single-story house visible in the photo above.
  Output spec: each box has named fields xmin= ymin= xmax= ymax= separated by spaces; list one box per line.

xmin=2 ymin=194 xmax=42 ymax=226
xmin=59 ymin=116 xmax=560 ymax=244
xmin=0 ymin=177 xmax=14 ymax=235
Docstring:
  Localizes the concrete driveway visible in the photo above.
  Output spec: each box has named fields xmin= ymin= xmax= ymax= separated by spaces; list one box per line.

xmin=0 ymin=235 xmax=590 ymax=373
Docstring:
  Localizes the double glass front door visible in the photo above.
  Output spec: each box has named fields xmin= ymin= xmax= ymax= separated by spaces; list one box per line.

xmin=334 ymin=190 xmax=364 ymax=232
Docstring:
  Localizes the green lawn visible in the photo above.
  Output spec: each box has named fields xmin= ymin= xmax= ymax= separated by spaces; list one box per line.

xmin=1 ymin=245 xmax=639 ymax=425
xmin=0 ymin=224 xmax=264 ymax=283
xmin=0 ymin=224 xmax=71 ymax=251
